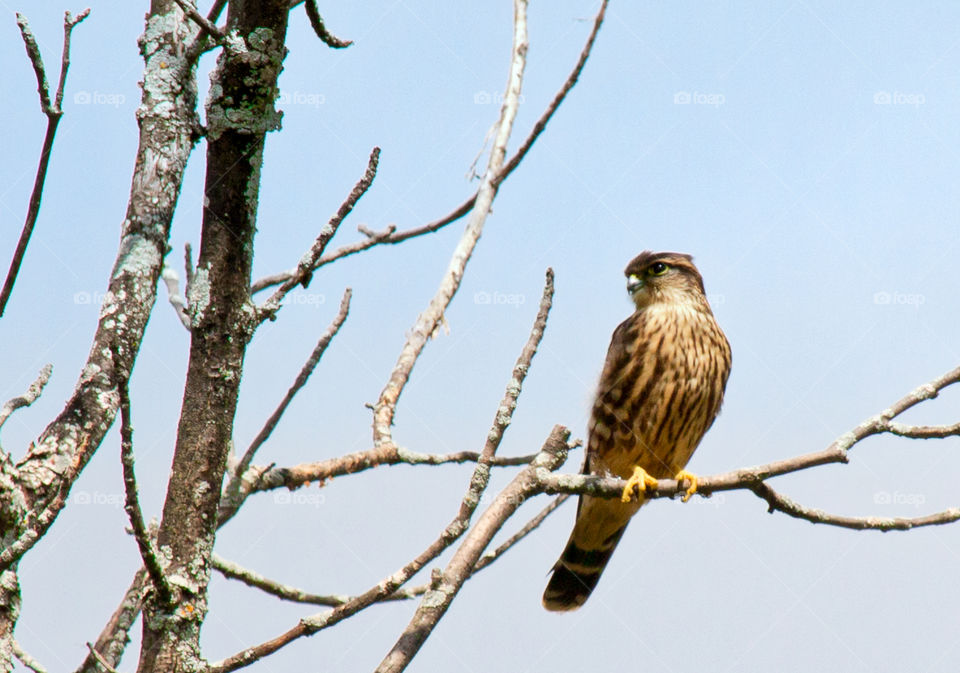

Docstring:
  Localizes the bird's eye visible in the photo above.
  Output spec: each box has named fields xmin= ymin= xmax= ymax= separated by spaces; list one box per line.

xmin=647 ymin=262 xmax=669 ymax=276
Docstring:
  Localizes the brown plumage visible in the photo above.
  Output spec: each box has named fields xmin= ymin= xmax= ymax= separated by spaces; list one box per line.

xmin=542 ymin=251 xmax=731 ymax=611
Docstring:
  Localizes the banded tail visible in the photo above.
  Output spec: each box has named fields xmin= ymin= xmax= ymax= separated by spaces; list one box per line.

xmin=542 ymin=522 xmax=628 ymax=611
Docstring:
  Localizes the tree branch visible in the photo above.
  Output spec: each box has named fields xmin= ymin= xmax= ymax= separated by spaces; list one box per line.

xmin=0 ymin=364 xmax=52 ymax=439
xmin=1 ymin=9 xmax=90 ymax=317
xmin=208 ymin=264 xmax=555 ymax=673
xmin=257 ymin=148 xmax=379 ymax=322
xmin=303 ymin=0 xmax=353 ymax=48
xmin=117 ymin=372 xmax=172 ymax=606
xmin=12 ymin=640 xmax=47 ymax=673
xmin=249 ymin=0 xmax=608 ymax=296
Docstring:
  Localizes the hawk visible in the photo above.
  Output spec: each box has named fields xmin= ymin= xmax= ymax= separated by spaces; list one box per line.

xmin=542 ymin=251 xmax=731 ymax=611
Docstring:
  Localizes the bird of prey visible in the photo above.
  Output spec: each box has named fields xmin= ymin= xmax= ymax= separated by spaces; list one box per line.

xmin=542 ymin=251 xmax=731 ymax=611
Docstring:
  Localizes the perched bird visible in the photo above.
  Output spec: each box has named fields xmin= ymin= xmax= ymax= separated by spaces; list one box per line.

xmin=542 ymin=251 xmax=731 ymax=611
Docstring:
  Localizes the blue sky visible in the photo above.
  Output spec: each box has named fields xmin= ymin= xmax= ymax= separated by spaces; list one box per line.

xmin=2 ymin=1 xmax=960 ymax=671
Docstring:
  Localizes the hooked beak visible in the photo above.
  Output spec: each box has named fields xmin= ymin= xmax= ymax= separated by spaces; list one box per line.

xmin=626 ymin=274 xmax=643 ymax=294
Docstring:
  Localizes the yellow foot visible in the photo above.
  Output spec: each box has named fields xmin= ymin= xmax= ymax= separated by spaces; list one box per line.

xmin=675 ymin=469 xmax=699 ymax=502
xmin=621 ymin=466 xmax=659 ymax=503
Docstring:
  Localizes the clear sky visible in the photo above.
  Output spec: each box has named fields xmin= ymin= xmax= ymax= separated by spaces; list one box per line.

xmin=2 ymin=1 xmax=960 ymax=672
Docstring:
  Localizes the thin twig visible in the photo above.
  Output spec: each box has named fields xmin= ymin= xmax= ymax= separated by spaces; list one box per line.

xmin=117 ymin=372 xmax=173 ymax=606
xmin=0 ymin=364 xmax=52 ymax=436
xmin=12 ymin=640 xmax=47 ymax=673
xmin=1 ymin=10 xmax=90 ymax=317
xmin=258 ymin=149 xmax=379 ymax=322
xmin=219 ymin=289 xmax=352 ymax=524
xmin=250 ymin=0 xmax=608 ymax=296
xmin=304 ymin=0 xmax=353 ymax=48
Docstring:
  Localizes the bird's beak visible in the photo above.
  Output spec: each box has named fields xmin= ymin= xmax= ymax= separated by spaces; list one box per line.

xmin=626 ymin=274 xmax=643 ymax=294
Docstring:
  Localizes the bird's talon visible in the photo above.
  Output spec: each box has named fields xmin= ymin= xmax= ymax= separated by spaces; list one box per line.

xmin=675 ymin=469 xmax=699 ymax=502
xmin=621 ymin=466 xmax=659 ymax=503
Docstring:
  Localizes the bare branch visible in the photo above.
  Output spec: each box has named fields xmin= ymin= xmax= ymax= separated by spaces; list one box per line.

xmin=219 ymin=289 xmax=353 ymax=524
xmin=84 ymin=643 xmax=120 ymax=673
xmin=12 ymin=640 xmax=47 ymax=673
xmin=212 ymin=554 xmax=349 ymax=607
xmin=0 ymin=364 xmax=52 ymax=437
xmin=172 ymin=0 xmax=224 ymax=41
xmin=251 ymin=447 xmax=546 ymax=493
xmin=884 ymin=421 xmax=960 ymax=438
xmin=208 ymin=266 xmax=556 ymax=673
xmin=117 ymin=373 xmax=172 ymax=606
xmin=304 ymin=0 xmax=353 ymax=48
xmin=250 ymin=0 xmax=608 ymax=296
xmin=258 ymin=148 xmax=379 ymax=322
xmin=1 ymin=9 xmax=90 ymax=317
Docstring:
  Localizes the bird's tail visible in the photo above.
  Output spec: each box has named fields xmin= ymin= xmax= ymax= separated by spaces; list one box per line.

xmin=541 ymin=522 xmax=628 ymax=612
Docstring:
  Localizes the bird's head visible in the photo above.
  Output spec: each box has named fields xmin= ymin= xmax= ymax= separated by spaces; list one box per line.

xmin=624 ymin=251 xmax=709 ymax=311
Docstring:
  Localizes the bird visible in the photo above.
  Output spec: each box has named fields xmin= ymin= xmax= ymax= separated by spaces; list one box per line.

xmin=542 ymin=250 xmax=731 ymax=611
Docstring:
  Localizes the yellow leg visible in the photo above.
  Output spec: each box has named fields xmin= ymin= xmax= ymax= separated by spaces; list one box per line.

xmin=675 ymin=469 xmax=699 ymax=502
xmin=621 ymin=466 xmax=660 ymax=503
